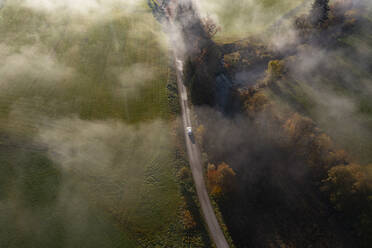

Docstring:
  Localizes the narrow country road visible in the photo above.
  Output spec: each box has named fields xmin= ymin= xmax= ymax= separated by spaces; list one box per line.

xmin=175 ymin=60 xmax=230 ymax=248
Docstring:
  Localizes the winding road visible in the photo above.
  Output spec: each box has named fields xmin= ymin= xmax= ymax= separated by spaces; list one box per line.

xmin=175 ymin=59 xmax=229 ymax=248
xmin=156 ymin=0 xmax=229 ymax=245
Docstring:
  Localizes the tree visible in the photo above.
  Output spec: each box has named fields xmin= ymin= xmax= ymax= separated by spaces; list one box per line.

xmin=182 ymin=210 xmax=197 ymax=230
xmin=310 ymin=0 xmax=331 ymax=26
xmin=283 ymin=113 xmax=316 ymax=145
xmin=267 ymin=60 xmax=286 ymax=81
xmin=202 ymin=15 xmax=221 ymax=38
xmin=217 ymin=162 xmax=236 ymax=194
xmin=322 ymin=164 xmax=372 ymax=246
xmin=179 ymin=167 xmax=191 ymax=180
xmin=323 ymin=164 xmax=372 ymax=212
xmin=147 ymin=0 xmax=167 ymax=22
xmin=283 ymin=113 xmax=349 ymax=179
xmin=207 ymin=164 xmax=221 ymax=196
xmin=244 ymin=91 xmax=270 ymax=118
xmin=294 ymin=14 xmax=313 ymax=40
xmin=207 ymin=162 xmax=236 ymax=199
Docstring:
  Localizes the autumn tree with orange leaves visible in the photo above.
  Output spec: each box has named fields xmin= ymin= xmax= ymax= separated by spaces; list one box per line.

xmin=207 ymin=162 xmax=236 ymax=199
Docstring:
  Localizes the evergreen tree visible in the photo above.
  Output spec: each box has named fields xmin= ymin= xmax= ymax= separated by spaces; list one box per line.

xmin=310 ymin=0 xmax=330 ymax=26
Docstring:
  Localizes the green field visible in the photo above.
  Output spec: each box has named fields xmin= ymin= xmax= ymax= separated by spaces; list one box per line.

xmin=197 ymin=0 xmax=307 ymax=41
xmin=0 ymin=1 xmax=190 ymax=247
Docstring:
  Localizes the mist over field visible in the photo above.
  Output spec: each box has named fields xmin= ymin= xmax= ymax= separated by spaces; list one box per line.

xmin=1 ymin=0 xmax=372 ymax=247
xmin=196 ymin=0 xmax=309 ymax=40
xmin=0 ymin=0 xmax=189 ymax=247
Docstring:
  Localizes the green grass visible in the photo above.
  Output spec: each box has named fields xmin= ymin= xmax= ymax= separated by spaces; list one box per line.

xmin=0 ymin=1 xmax=191 ymax=247
xmin=0 ymin=147 xmax=137 ymax=248
xmin=198 ymin=0 xmax=307 ymax=41
xmin=0 ymin=4 xmax=170 ymax=124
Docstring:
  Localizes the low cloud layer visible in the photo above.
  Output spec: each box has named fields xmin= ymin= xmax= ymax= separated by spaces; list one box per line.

xmin=20 ymin=0 xmax=143 ymax=18
xmin=0 ymin=113 xmax=174 ymax=246
xmin=0 ymin=2 xmax=175 ymax=245
xmin=111 ymin=63 xmax=157 ymax=96
xmin=37 ymin=117 xmax=169 ymax=173
xmin=0 ymin=44 xmax=74 ymax=88
xmin=195 ymin=0 xmax=306 ymax=38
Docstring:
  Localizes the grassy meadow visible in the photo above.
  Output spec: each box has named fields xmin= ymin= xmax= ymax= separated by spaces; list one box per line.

xmin=197 ymin=0 xmax=307 ymax=41
xmin=0 ymin=1 xmax=191 ymax=247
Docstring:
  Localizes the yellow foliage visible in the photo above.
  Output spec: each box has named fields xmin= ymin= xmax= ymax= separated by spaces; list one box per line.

xmin=182 ymin=210 xmax=196 ymax=230
xmin=267 ymin=60 xmax=286 ymax=79
xmin=283 ymin=113 xmax=316 ymax=141
xmin=244 ymin=91 xmax=270 ymax=117
xmin=207 ymin=162 xmax=236 ymax=199
xmin=208 ymin=163 xmax=216 ymax=171
xmin=324 ymin=149 xmax=348 ymax=167
xmin=218 ymin=162 xmax=236 ymax=177
xmin=325 ymin=164 xmax=372 ymax=206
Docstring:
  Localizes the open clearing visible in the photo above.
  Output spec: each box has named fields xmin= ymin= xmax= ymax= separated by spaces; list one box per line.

xmin=197 ymin=0 xmax=306 ymax=41
xmin=0 ymin=1 xmax=185 ymax=247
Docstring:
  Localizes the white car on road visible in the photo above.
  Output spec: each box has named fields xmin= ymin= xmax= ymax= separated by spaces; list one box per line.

xmin=186 ymin=127 xmax=192 ymax=136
